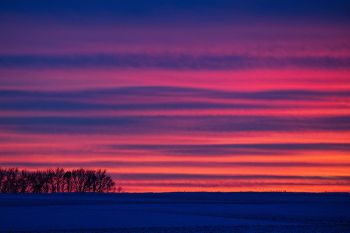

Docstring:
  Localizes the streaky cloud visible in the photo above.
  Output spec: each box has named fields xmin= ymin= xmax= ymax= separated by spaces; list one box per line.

xmin=1 ymin=160 xmax=350 ymax=168
xmin=106 ymin=143 xmax=350 ymax=156
xmin=113 ymin=173 xmax=350 ymax=181
xmin=0 ymin=54 xmax=349 ymax=70
xmin=2 ymin=86 xmax=350 ymax=100
xmin=1 ymin=87 xmax=349 ymax=113
xmin=0 ymin=115 xmax=349 ymax=134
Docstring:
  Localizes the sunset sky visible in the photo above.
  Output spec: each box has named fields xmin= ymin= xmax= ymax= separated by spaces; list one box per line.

xmin=1 ymin=0 xmax=350 ymax=192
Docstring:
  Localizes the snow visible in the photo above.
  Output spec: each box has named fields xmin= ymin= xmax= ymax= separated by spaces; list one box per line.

xmin=0 ymin=192 xmax=349 ymax=232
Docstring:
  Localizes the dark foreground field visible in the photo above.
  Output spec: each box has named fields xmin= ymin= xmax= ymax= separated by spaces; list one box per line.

xmin=1 ymin=192 xmax=349 ymax=233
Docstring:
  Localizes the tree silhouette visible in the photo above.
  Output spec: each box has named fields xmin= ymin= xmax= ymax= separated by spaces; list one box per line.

xmin=0 ymin=168 xmax=117 ymax=193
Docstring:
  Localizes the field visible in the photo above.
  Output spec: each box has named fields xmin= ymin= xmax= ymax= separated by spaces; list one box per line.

xmin=1 ymin=192 xmax=349 ymax=233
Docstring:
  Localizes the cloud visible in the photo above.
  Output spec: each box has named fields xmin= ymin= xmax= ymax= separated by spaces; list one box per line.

xmin=0 ymin=54 xmax=349 ymax=70
xmin=1 ymin=160 xmax=349 ymax=168
xmin=1 ymin=86 xmax=349 ymax=113
xmin=0 ymin=115 xmax=349 ymax=135
xmin=2 ymin=143 xmax=349 ymax=157
xmin=0 ymin=100 xmax=268 ymax=111
xmin=2 ymin=86 xmax=350 ymax=100
xmin=112 ymin=173 xmax=350 ymax=181
xmin=106 ymin=143 xmax=350 ymax=156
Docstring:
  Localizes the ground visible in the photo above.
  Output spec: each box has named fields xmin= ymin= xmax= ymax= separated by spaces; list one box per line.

xmin=1 ymin=192 xmax=349 ymax=233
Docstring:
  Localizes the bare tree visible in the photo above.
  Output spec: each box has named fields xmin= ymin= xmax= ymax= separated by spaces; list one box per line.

xmin=64 ymin=171 xmax=72 ymax=192
xmin=18 ymin=170 xmax=30 ymax=193
xmin=0 ymin=167 xmax=117 ymax=194
xmin=54 ymin=168 xmax=65 ymax=193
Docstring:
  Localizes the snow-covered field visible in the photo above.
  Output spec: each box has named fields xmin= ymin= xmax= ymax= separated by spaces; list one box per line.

xmin=1 ymin=192 xmax=349 ymax=233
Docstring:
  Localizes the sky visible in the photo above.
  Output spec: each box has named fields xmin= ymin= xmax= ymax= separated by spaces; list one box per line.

xmin=0 ymin=0 xmax=350 ymax=192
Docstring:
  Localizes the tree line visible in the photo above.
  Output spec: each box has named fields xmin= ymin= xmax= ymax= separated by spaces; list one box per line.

xmin=0 ymin=168 xmax=116 ymax=193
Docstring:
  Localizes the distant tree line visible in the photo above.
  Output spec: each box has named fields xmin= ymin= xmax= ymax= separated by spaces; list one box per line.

xmin=0 ymin=168 xmax=116 ymax=193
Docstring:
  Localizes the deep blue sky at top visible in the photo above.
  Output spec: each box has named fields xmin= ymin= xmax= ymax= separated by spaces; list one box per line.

xmin=1 ymin=0 xmax=350 ymax=24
